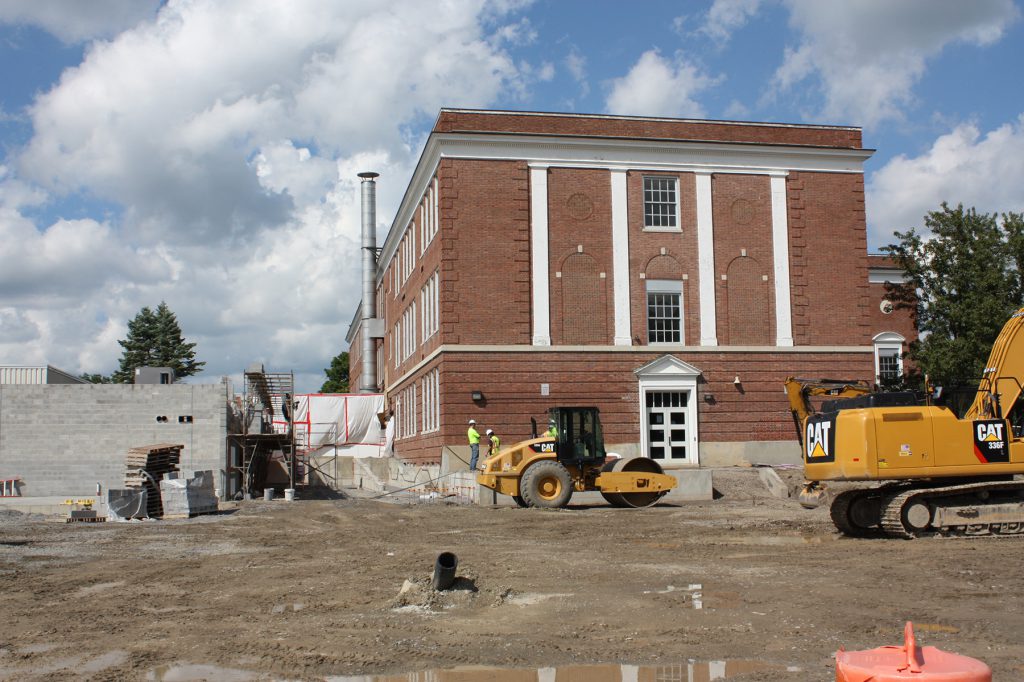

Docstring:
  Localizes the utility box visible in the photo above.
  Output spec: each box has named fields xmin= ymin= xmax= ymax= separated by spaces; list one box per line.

xmin=135 ymin=367 xmax=175 ymax=385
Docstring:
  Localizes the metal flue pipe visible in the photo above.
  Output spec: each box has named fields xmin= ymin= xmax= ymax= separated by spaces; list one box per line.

xmin=358 ymin=171 xmax=379 ymax=393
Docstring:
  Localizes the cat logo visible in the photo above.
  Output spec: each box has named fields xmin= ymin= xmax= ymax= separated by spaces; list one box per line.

xmin=531 ymin=442 xmax=556 ymax=454
xmin=973 ymin=419 xmax=1009 ymax=463
xmin=805 ymin=415 xmax=836 ymax=463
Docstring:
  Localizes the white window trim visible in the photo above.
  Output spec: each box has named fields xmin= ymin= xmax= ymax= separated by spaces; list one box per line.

xmin=872 ymin=332 xmax=906 ymax=383
xmin=642 ymin=175 xmax=681 ymax=232
xmin=646 ymin=279 xmax=685 ymax=345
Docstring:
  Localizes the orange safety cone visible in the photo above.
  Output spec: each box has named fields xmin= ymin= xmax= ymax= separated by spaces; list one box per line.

xmin=836 ymin=621 xmax=991 ymax=682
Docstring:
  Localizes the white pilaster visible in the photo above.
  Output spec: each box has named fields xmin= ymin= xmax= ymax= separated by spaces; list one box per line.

xmin=530 ymin=166 xmax=551 ymax=346
xmin=695 ymin=171 xmax=718 ymax=346
xmin=770 ymin=173 xmax=794 ymax=347
xmin=610 ymin=169 xmax=632 ymax=345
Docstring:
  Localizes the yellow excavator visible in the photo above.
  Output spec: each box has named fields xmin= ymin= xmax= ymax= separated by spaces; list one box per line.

xmin=476 ymin=406 xmax=676 ymax=509
xmin=799 ymin=307 xmax=1024 ymax=538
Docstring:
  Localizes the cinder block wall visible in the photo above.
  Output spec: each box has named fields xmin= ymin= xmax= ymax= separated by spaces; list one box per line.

xmin=0 ymin=384 xmax=228 ymax=497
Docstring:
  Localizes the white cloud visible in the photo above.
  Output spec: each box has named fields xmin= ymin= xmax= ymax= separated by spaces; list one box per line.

xmin=0 ymin=0 xmax=161 ymax=43
xmin=605 ymin=50 xmax=718 ymax=118
xmin=769 ymin=0 xmax=1019 ymax=128
xmin=698 ymin=0 xmax=763 ymax=44
xmin=2 ymin=0 xmax=536 ymax=389
xmin=867 ymin=115 xmax=1024 ymax=248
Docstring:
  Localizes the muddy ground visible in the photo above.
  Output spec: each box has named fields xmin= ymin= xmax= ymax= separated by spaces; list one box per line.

xmin=1 ymin=468 xmax=1022 ymax=681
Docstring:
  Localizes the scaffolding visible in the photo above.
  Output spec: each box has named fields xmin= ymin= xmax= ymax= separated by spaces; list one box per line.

xmin=227 ymin=367 xmax=297 ymax=496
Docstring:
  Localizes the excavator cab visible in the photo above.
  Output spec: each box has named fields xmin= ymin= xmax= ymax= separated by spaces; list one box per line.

xmin=548 ymin=406 xmax=606 ymax=465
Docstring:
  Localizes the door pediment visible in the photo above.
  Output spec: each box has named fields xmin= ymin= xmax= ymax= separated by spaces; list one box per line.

xmin=634 ymin=354 xmax=702 ymax=378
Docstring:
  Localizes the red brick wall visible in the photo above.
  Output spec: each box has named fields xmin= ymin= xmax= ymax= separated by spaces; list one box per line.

xmin=389 ymin=349 xmax=875 ymax=463
xmin=711 ymin=174 xmax=775 ymax=345
xmin=787 ymin=172 xmax=870 ymax=345
xmin=441 ymin=159 xmax=532 ymax=346
xmin=547 ymin=168 xmax=614 ymax=344
xmin=434 ymin=110 xmax=862 ymax=148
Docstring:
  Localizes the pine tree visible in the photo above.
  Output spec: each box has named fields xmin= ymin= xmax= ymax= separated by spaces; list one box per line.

xmin=320 ymin=351 xmax=350 ymax=393
xmin=112 ymin=302 xmax=205 ymax=383
xmin=883 ymin=204 xmax=1024 ymax=387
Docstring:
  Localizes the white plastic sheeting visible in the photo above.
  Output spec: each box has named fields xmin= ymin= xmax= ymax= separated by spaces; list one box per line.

xmin=290 ymin=393 xmax=387 ymax=458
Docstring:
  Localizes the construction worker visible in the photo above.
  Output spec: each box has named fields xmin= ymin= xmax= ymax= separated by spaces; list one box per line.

xmin=486 ymin=429 xmax=500 ymax=457
xmin=467 ymin=419 xmax=482 ymax=470
xmin=544 ymin=419 xmax=558 ymax=439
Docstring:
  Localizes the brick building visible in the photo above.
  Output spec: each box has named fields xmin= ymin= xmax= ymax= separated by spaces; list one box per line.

xmin=346 ymin=109 xmax=913 ymax=468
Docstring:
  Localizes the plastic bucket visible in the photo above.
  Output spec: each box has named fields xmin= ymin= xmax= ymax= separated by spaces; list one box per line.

xmin=263 ymin=488 xmax=274 ymax=501
xmin=836 ymin=622 xmax=991 ymax=681
xmin=284 ymin=488 xmax=295 ymax=502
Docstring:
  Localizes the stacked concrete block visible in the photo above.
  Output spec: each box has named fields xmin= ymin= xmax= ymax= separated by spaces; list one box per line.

xmin=0 ymin=383 xmax=228 ymax=497
xmin=160 ymin=470 xmax=218 ymax=518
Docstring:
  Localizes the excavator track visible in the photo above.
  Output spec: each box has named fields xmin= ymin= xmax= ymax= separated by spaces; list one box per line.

xmin=879 ymin=481 xmax=1024 ymax=539
xmin=830 ymin=484 xmax=908 ymax=538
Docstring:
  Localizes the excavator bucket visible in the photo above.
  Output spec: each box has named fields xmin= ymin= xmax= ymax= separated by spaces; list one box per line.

xmin=798 ymin=481 xmax=828 ymax=509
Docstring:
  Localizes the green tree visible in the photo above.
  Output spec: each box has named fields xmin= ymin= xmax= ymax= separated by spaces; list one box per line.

xmin=80 ymin=373 xmax=113 ymax=384
xmin=112 ymin=302 xmax=205 ymax=383
xmin=883 ymin=203 xmax=1024 ymax=387
xmin=321 ymin=351 xmax=350 ymax=393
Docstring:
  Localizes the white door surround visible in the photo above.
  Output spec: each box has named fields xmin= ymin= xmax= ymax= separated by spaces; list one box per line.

xmin=635 ymin=355 xmax=702 ymax=467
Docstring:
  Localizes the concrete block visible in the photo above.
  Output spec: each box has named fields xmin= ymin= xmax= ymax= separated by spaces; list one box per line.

xmin=756 ymin=466 xmax=791 ymax=499
xmin=663 ymin=468 xmax=714 ymax=502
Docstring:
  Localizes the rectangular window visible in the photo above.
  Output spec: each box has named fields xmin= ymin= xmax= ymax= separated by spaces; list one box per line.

xmin=646 ymin=280 xmax=683 ymax=344
xmin=878 ymin=347 xmax=901 ymax=380
xmin=643 ymin=176 xmax=678 ymax=229
xmin=396 ymin=383 xmax=417 ymax=440
xmin=420 ymin=270 xmax=440 ymax=341
xmin=421 ymin=368 xmax=439 ymax=434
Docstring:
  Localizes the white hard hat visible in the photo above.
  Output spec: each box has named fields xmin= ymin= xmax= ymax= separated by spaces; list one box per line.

xmin=468 ymin=419 xmax=476 ymax=424
xmin=486 ymin=429 xmax=493 ymax=435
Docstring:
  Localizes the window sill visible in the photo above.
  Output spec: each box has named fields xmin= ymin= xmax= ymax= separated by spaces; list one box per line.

xmin=642 ymin=226 xmax=682 ymax=233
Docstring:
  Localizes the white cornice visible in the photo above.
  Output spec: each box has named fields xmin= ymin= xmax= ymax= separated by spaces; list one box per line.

xmin=375 ymin=131 xmax=874 ymax=285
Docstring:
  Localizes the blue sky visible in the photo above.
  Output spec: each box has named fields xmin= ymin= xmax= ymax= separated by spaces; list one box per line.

xmin=1 ymin=0 xmax=1022 ymax=391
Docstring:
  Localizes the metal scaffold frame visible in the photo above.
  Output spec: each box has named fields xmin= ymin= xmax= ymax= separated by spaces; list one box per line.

xmin=227 ymin=368 xmax=297 ymax=496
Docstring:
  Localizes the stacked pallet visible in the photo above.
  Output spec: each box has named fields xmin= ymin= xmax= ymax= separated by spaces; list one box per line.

xmin=124 ymin=443 xmax=183 ymax=518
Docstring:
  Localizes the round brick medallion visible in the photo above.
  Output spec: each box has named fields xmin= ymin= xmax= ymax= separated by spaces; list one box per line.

xmin=567 ymin=193 xmax=594 ymax=220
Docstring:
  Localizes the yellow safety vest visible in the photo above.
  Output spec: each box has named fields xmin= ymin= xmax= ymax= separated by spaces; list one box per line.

xmin=468 ymin=427 xmax=481 ymax=444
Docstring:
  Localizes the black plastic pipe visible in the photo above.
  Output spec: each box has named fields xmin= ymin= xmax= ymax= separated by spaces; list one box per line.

xmin=432 ymin=552 xmax=458 ymax=590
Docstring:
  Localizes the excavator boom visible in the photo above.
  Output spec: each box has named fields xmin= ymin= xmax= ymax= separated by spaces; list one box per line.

xmin=965 ymin=307 xmax=1024 ymax=422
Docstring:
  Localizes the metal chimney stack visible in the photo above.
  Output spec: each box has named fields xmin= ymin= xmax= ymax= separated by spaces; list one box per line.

xmin=358 ymin=171 xmax=380 ymax=393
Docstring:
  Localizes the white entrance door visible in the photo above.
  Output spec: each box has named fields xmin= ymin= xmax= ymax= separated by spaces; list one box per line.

xmin=646 ymin=391 xmax=689 ymax=461
xmin=635 ymin=355 xmax=701 ymax=467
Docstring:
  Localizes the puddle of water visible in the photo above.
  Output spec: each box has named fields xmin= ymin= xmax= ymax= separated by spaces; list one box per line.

xmin=147 ymin=663 xmax=267 ymax=681
xmin=324 ymin=660 xmax=800 ymax=681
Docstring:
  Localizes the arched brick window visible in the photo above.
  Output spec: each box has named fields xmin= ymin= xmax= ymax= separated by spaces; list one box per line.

xmin=726 ymin=256 xmax=770 ymax=345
